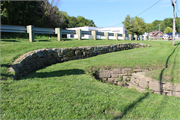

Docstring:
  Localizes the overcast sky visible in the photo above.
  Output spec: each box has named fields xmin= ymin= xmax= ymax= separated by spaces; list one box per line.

xmin=58 ymin=0 xmax=180 ymax=28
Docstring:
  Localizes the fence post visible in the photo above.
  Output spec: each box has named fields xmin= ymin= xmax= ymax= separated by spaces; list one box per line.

xmin=26 ymin=25 xmax=34 ymax=42
xmin=76 ymin=29 xmax=81 ymax=40
xmin=140 ymin=35 xmax=142 ymax=41
xmin=114 ymin=33 xmax=118 ymax=40
xmin=105 ymin=32 xmax=109 ymax=40
xmin=123 ymin=34 xmax=125 ymax=40
xmin=55 ymin=28 xmax=62 ymax=41
xmin=91 ymin=31 xmax=97 ymax=40
xmin=129 ymin=34 xmax=132 ymax=41
xmin=144 ymin=35 xmax=147 ymax=41
xmin=149 ymin=36 xmax=151 ymax=41
xmin=135 ymin=35 xmax=137 ymax=41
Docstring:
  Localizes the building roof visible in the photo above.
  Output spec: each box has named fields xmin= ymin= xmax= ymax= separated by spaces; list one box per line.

xmin=147 ymin=31 xmax=163 ymax=36
xmin=166 ymin=32 xmax=180 ymax=35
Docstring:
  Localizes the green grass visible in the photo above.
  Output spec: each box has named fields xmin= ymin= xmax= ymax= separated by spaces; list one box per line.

xmin=1 ymin=37 xmax=180 ymax=119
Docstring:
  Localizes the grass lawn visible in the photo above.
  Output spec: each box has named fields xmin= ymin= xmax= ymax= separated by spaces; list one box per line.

xmin=1 ymin=37 xmax=180 ymax=119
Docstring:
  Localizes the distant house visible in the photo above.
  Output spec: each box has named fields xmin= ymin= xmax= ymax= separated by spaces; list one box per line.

xmin=163 ymin=32 xmax=180 ymax=39
xmin=147 ymin=31 xmax=164 ymax=39
xmin=163 ymin=33 xmax=169 ymax=39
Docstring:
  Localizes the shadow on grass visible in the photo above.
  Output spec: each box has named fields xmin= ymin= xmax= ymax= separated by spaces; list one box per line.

xmin=62 ymin=39 xmax=77 ymax=41
xmin=36 ymin=40 xmax=51 ymax=42
xmin=159 ymin=42 xmax=180 ymax=94
xmin=1 ymin=40 xmax=20 ymax=42
xmin=113 ymin=92 xmax=149 ymax=119
xmin=25 ymin=69 xmax=85 ymax=79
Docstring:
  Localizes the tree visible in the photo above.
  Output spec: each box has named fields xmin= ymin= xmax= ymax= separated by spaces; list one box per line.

xmin=68 ymin=16 xmax=78 ymax=28
xmin=41 ymin=0 xmax=63 ymax=28
xmin=1 ymin=1 xmax=44 ymax=27
xmin=164 ymin=27 xmax=173 ymax=33
xmin=176 ymin=17 xmax=180 ymax=33
xmin=123 ymin=15 xmax=146 ymax=35
xmin=146 ymin=23 xmax=152 ymax=33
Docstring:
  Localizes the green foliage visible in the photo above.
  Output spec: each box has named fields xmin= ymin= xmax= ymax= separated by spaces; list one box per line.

xmin=1 ymin=38 xmax=180 ymax=119
xmin=145 ymin=17 xmax=180 ymax=33
xmin=130 ymin=87 xmax=138 ymax=92
xmin=123 ymin=15 xmax=146 ymax=35
xmin=164 ymin=27 xmax=173 ymax=33
xmin=118 ymin=75 xmax=123 ymax=81
xmin=1 ymin=1 xmax=96 ymax=28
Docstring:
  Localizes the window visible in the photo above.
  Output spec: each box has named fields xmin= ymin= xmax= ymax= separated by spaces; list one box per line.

xmin=112 ymin=30 xmax=120 ymax=32
xmin=70 ymin=34 xmax=74 ymax=38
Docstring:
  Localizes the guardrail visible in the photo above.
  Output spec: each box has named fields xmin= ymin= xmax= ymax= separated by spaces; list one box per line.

xmin=1 ymin=24 xmax=147 ymax=42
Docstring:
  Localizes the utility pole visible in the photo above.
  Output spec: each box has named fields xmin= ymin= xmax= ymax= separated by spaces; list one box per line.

xmin=159 ymin=24 xmax=160 ymax=39
xmin=172 ymin=0 xmax=176 ymax=46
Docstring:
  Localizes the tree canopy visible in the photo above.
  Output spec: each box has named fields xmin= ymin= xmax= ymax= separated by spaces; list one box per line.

xmin=123 ymin=15 xmax=146 ymax=35
xmin=123 ymin=15 xmax=180 ymax=34
xmin=1 ymin=1 xmax=96 ymax=29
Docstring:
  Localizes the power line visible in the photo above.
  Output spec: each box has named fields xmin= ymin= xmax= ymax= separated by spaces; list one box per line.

xmin=102 ymin=0 xmax=163 ymax=28
xmin=136 ymin=0 xmax=161 ymax=17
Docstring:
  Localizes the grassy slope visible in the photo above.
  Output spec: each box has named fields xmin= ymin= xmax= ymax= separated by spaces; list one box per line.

xmin=1 ymin=38 xmax=180 ymax=119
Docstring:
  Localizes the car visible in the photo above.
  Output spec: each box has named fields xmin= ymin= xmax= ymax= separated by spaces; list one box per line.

xmin=168 ymin=37 xmax=172 ymax=41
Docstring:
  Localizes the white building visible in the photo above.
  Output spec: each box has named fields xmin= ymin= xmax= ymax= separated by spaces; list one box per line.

xmin=66 ymin=26 xmax=127 ymax=39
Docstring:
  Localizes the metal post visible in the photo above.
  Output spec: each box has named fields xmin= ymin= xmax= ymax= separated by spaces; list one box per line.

xmin=55 ymin=28 xmax=62 ymax=41
xmin=26 ymin=25 xmax=34 ymax=42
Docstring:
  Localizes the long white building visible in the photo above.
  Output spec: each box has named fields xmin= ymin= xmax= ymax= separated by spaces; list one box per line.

xmin=66 ymin=26 xmax=127 ymax=39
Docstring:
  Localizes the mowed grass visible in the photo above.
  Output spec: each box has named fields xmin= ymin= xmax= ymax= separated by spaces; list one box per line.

xmin=1 ymin=37 xmax=180 ymax=119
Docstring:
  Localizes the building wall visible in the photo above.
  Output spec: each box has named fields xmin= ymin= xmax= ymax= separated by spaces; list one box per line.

xmin=66 ymin=26 xmax=126 ymax=39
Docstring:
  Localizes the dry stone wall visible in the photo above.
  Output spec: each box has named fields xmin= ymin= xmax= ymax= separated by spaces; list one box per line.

xmin=9 ymin=43 xmax=149 ymax=79
xmin=97 ymin=68 xmax=180 ymax=97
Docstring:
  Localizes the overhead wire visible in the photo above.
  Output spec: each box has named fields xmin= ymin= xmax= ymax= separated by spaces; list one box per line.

xmin=102 ymin=0 xmax=162 ymax=28
xmin=136 ymin=0 xmax=161 ymax=17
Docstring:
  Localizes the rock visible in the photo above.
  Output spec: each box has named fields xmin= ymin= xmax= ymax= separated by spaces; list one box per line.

xmin=129 ymin=83 xmax=145 ymax=92
xmin=173 ymin=84 xmax=180 ymax=92
xmin=107 ymin=78 xmax=114 ymax=84
xmin=123 ymin=76 xmax=128 ymax=81
xmin=112 ymin=68 xmax=122 ymax=74
xmin=163 ymin=82 xmax=173 ymax=91
xmin=173 ymin=92 xmax=180 ymax=97
xmin=149 ymin=80 xmax=162 ymax=92
xmin=99 ymin=70 xmax=111 ymax=78
xmin=23 ymin=64 xmax=31 ymax=70
xmin=112 ymin=74 xmax=119 ymax=78
xmin=130 ymin=76 xmax=139 ymax=85
xmin=102 ymin=78 xmax=108 ymax=83
xmin=133 ymin=69 xmax=143 ymax=72
xmin=139 ymin=80 xmax=148 ymax=89
xmin=36 ymin=50 xmax=44 ymax=58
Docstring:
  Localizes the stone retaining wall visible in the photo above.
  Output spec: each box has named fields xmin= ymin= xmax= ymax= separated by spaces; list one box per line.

xmin=130 ymin=72 xmax=180 ymax=97
xmin=9 ymin=43 xmax=149 ymax=79
xmin=97 ymin=68 xmax=180 ymax=97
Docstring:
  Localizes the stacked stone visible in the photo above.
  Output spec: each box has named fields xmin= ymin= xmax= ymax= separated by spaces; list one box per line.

xmin=96 ymin=68 xmax=180 ymax=97
xmin=9 ymin=43 xmax=149 ymax=79
xmin=129 ymin=72 xmax=180 ymax=97
xmin=98 ymin=68 xmax=148 ymax=87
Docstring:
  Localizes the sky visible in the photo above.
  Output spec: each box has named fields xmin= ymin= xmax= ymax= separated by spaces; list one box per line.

xmin=57 ymin=0 xmax=180 ymax=28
